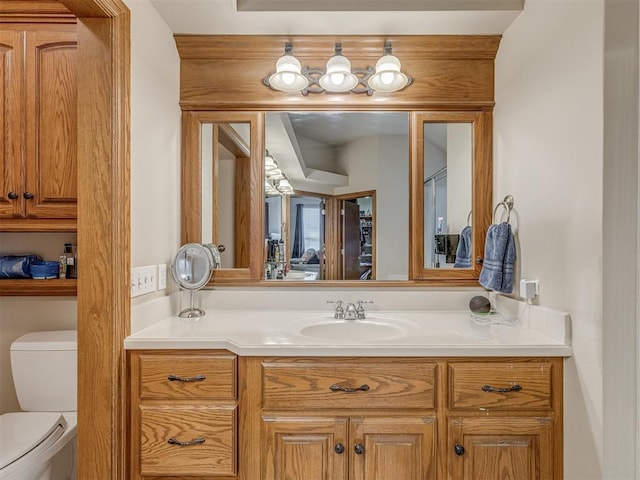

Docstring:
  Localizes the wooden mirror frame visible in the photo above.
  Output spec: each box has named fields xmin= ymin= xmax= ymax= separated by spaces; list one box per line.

xmin=177 ymin=35 xmax=499 ymax=287
xmin=410 ymin=111 xmax=492 ymax=283
xmin=182 ymin=111 xmax=264 ymax=282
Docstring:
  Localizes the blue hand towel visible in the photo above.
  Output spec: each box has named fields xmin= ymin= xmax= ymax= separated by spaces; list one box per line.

xmin=479 ymin=222 xmax=516 ymax=293
xmin=454 ymin=226 xmax=472 ymax=268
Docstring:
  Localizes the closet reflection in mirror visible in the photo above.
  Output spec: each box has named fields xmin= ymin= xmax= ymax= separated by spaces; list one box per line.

xmin=201 ymin=122 xmax=251 ymax=269
xmin=264 ymin=112 xmax=408 ymax=281
xmin=423 ymin=122 xmax=472 ymax=269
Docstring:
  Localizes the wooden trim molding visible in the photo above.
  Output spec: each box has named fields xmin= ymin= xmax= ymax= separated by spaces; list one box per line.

xmin=175 ymin=34 xmax=500 ymax=110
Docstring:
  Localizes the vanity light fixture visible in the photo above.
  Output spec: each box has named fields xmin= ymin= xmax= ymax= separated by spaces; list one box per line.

xmin=264 ymin=151 xmax=295 ymax=195
xmin=263 ymin=41 xmax=412 ymax=96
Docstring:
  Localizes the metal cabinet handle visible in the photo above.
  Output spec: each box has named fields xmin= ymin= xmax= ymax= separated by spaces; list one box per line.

xmin=167 ymin=374 xmax=206 ymax=382
xmin=482 ymin=384 xmax=522 ymax=393
xmin=454 ymin=444 xmax=465 ymax=456
xmin=7 ymin=192 xmax=18 ymax=200
xmin=334 ymin=443 xmax=345 ymax=454
xmin=23 ymin=192 xmax=34 ymax=200
xmin=217 ymin=244 xmax=226 ymax=252
xmin=167 ymin=436 xmax=205 ymax=447
xmin=354 ymin=443 xmax=365 ymax=455
xmin=329 ymin=384 xmax=370 ymax=393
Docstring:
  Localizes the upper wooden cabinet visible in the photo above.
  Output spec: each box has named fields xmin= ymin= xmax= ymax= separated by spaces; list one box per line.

xmin=0 ymin=24 xmax=77 ymax=231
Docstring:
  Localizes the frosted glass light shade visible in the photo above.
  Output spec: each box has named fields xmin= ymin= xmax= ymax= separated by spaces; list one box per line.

xmin=368 ymin=54 xmax=410 ymax=92
xmin=319 ymin=54 xmax=358 ymax=92
xmin=264 ymin=154 xmax=277 ymax=171
xmin=268 ymin=55 xmax=309 ymax=93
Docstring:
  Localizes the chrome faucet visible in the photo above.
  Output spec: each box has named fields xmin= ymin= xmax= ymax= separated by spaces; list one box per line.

xmin=328 ymin=300 xmax=373 ymax=320
xmin=344 ymin=302 xmax=358 ymax=320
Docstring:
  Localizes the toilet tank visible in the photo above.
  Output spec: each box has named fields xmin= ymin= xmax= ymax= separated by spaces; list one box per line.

xmin=10 ymin=330 xmax=77 ymax=412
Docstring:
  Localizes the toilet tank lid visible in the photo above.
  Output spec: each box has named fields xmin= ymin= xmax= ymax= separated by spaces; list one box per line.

xmin=11 ymin=330 xmax=77 ymax=351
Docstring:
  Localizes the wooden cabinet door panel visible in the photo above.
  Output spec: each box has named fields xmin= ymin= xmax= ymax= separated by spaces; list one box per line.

xmin=262 ymin=416 xmax=348 ymax=480
xmin=448 ymin=417 xmax=554 ymax=480
xmin=350 ymin=416 xmax=436 ymax=480
xmin=0 ymin=31 xmax=23 ymax=218
xmin=24 ymin=30 xmax=77 ymax=219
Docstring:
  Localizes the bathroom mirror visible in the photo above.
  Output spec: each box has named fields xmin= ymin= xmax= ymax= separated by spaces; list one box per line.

xmin=410 ymin=111 xmax=492 ymax=281
xmin=423 ymin=122 xmax=472 ymax=269
xmin=182 ymin=111 xmax=264 ymax=282
xmin=182 ymin=110 xmax=491 ymax=285
xmin=264 ymin=111 xmax=408 ymax=282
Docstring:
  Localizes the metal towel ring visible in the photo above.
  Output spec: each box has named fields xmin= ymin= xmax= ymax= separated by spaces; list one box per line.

xmin=466 ymin=211 xmax=472 ymax=226
xmin=493 ymin=195 xmax=514 ymax=224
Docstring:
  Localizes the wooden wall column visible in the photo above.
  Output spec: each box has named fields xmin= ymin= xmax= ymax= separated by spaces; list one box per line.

xmin=59 ymin=1 xmax=130 ymax=478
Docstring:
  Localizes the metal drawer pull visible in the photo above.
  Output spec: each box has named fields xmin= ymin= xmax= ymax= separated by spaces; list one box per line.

xmin=454 ymin=444 xmax=465 ymax=456
xmin=354 ymin=443 xmax=365 ymax=455
xmin=167 ymin=436 xmax=205 ymax=447
xmin=329 ymin=384 xmax=370 ymax=393
xmin=482 ymin=384 xmax=522 ymax=393
xmin=167 ymin=374 xmax=206 ymax=382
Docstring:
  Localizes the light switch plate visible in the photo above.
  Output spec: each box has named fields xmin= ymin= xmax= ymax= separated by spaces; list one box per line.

xmin=131 ymin=265 xmax=157 ymax=297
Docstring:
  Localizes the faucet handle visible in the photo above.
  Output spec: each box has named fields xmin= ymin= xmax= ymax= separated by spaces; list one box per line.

xmin=355 ymin=300 xmax=373 ymax=319
xmin=327 ymin=300 xmax=345 ymax=319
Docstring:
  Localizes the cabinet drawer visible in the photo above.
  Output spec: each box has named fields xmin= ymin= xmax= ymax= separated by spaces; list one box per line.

xmin=138 ymin=353 xmax=236 ymax=400
xmin=263 ymin=359 xmax=436 ymax=410
xmin=139 ymin=405 xmax=237 ymax=477
xmin=448 ymin=362 xmax=553 ymax=411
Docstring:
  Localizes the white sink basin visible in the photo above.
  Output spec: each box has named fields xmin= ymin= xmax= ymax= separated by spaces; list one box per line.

xmin=288 ymin=314 xmax=420 ymax=342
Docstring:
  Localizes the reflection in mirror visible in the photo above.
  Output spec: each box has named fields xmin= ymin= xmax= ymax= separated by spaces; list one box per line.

xmin=264 ymin=112 xmax=409 ymax=281
xmin=288 ymin=194 xmax=325 ymax=281
xmin=423 ymin=122 xmax=472 ymax=269
xmin=201 ymin=122 xmax=251 ymax=269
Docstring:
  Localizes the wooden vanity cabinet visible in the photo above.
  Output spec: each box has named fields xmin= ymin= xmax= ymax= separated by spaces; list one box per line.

xmin=261 ymin=358 xmax=438 ymax=480
xmin=0 ymin=24 xmax=78 ymax=231
xmin=127 ymin=353 xmax=563 ymax=480
xmin=128 ymin=351 xmax=239 ymax=479
xmin=445 ymin=359 xmax=562 ymax=480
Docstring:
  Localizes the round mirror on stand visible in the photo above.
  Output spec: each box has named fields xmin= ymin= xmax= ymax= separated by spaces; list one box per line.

xmin=171 ymin=243 xmax=221 ymax=318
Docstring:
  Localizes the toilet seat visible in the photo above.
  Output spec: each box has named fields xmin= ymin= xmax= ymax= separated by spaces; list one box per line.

xmin=0 ymin=412 xmax=67 ymax=472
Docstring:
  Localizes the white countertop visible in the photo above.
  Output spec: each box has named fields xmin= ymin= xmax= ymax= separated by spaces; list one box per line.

xmin=125 ymin=299 xmax=572 ymax=357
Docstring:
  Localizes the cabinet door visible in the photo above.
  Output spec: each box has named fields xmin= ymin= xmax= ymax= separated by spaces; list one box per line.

xmin=24 ymin=30 xmax=77 ymax=219
xmin=350 ymin=416 xmax=437 ymax=480
xmin=0 ymin=31 xmax=23 ymax=218
xmin=448 ymin=417 xmax=554 ymax=480
xmin=262 ymin=416 xmax=348 ymax=480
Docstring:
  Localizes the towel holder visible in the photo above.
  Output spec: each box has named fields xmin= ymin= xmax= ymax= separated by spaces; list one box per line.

xmin=466 ymin=211 xmax=472 ymax=226
xmin=493 ymin=195 xmax=514 ymax=224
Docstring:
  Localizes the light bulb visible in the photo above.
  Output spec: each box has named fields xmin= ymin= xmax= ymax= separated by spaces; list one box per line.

xmin=380 ymin=71 xmax=395 ymax=85
xmin=330 ymin=72 xmax=345 ymax=85
xmin=281 ymin=72 xmax=295 ymax=86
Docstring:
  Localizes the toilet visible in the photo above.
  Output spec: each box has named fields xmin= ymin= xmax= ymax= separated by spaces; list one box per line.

xmin=0 ymin=330 xmax=77 ymax=480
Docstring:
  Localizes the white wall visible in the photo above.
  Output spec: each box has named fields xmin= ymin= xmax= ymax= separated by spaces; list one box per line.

xmin=602 ymin=0 xmax=639 ymax=478
xmin=494 ymin=0 xmax=604 ymax=477
xmin=128 ymin=0 xmax=181 ymax=281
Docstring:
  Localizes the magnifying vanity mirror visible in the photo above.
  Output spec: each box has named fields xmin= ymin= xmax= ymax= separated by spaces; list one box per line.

xmin=171 ymin=243 xmax=220 ymax=317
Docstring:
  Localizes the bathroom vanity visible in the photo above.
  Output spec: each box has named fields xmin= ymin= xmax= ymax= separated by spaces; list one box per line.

xmin=125 ymin=304 xmax=570 ymax=480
